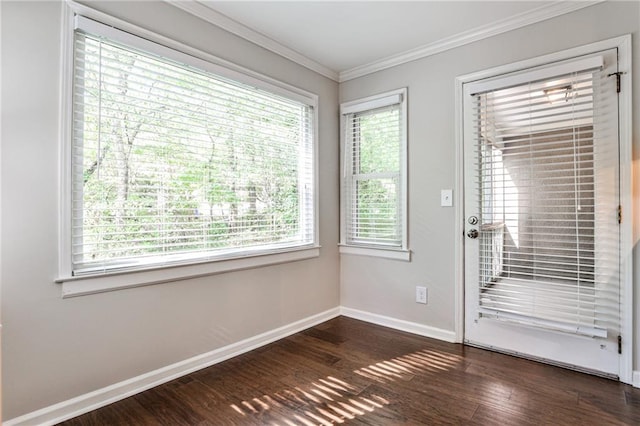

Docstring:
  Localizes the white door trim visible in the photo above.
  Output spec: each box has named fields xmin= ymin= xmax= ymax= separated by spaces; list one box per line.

xmin=453 ymin=34 xmax=633 ymax=384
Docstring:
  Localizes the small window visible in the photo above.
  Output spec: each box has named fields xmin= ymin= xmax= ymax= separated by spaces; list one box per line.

xmin=340 ymin=89 xmax=408 ymax=259
xmin=69 ymin=17 xmax=316 ymax=276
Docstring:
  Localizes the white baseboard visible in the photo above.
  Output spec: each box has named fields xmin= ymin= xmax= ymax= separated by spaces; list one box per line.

xmin=6 ymin=306 xmax=456 ymax=425
xmin=340 ymin=306 xmax=457 ymax=343
xmin=5 ymin=307 xmax=341 ymax=426
xmin=633 ymin=371 xmax=640 ymax=388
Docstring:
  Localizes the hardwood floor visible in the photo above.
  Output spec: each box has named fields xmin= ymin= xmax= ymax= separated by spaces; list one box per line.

xmin=59 ymin=317 xmax=640 ymax=425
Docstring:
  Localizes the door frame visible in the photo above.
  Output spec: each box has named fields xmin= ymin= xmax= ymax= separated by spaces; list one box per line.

xmin=453 ymin=35 xmax=633 ymax=384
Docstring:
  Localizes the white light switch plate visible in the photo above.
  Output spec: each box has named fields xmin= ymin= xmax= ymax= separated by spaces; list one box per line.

xmin=441 ymin=189 xmax=453 ymax=207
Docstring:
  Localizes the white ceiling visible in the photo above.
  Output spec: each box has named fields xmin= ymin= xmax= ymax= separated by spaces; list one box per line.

xmin=182 ymin=1 xmax=600 ymax=81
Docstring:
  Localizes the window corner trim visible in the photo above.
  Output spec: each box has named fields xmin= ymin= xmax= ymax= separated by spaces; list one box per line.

xmin=57 ymin=246 xmax=320 ymax=298
xmin=338 ymin=244 xmax=411 ymax=261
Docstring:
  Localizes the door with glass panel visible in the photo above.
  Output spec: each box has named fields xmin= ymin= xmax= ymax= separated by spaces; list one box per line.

xmin=463 ymin=49 xmax=621 ymax=376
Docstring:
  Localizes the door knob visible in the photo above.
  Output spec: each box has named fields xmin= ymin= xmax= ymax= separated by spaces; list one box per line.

xmin=467 ymin=229 xmax=479 ymax=239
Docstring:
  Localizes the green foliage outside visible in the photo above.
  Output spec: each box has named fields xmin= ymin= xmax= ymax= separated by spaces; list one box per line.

xmin=351 ymin=108 xmax=401 ymax=245
xmin=73 ymin=34 xmax=313 ymax=268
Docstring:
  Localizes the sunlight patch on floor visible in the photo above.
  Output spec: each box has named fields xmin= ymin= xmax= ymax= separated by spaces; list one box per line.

xmin=227 ymin=347 xmax=461 ymax=423
xmin=354 ymin=348 xmax=463 ymax=383
xmin=228 ymin=373 xmax=390 ymax=424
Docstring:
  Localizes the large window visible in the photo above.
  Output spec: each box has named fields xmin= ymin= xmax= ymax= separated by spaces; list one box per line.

xmin=69 ymin=17 xmax=316 ymax=276
xmin=340 ymin=89 xmax=408 ymax=259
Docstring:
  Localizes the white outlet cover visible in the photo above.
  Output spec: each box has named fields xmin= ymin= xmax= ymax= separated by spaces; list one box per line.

xmin=441 ymin=189 xmax=453 ymax=207
xmin=416 ymin=286 xmax=427 ymax=304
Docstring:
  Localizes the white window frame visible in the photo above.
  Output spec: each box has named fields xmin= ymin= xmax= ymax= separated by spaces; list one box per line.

xmin=339 ymin=88 xmax=409 ymax=261
xmin=56 ymin=3 xmax=319 ymax=297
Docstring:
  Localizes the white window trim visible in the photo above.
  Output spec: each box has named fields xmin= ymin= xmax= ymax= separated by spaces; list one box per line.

xmin=339 ymin=88 xmax=409 ymax=260
xmin=338 ymin=244 xmax=410 ymax=261
xmin=57 ymin=2 xmax=320 ymax=296
xmin=56 ymin=247 xmax=320 ymax=298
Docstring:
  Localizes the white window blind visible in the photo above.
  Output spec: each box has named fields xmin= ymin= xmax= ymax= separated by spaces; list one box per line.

xmin=470 ymin=56 xmax=619 ymax=337
xmin=71 ymin=20 xmax=315 ymax=275
xmin=342 ymin=91 xmax=406 ymax=248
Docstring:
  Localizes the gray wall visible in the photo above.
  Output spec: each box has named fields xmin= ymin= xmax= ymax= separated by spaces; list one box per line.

xmin=0 ymin=1 xmax=339 ymax=420
xmin=3 ymin=0 xmax=640 ymax=422
xmin=340 ymin=0 xmax=640 ymax=360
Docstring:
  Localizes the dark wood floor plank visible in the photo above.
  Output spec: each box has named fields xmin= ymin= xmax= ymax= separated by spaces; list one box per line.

xmin=59 ymin=396 xmax=160 ymax=426
xmin=470 ymin=402 xmax=544 ymax=426
xmin=132 ymin=382 xmax=208 ymax=426
xmin=365 ymin=381 xmax=479 ymax=424
xmin=58 ymin=316 xmax=640 ymax=426
xmin=160 ymin=376 xmax=241 ymax=426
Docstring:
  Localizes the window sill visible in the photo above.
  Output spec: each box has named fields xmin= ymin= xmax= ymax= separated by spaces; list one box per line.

xmin=339 ymin=245 xmax=411 ymax=261
xmin=56 ymin=246 xmax=321 ymax=298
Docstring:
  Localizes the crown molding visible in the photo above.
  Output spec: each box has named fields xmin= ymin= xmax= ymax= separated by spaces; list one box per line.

xmin=168 ymin=0 xmax=340 ymax=82
xmin=168 ymin=1 xmax=603 ymax=84
xmin=338 ymin=0 xmax=604 ymax=82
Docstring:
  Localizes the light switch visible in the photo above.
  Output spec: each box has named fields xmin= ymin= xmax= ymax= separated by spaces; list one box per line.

xmin=441 ymin=189 xmax=453 ymax=207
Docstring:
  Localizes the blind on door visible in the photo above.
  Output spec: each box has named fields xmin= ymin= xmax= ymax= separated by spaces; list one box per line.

xmin=470 ymin=56 xmax=619 ymax=338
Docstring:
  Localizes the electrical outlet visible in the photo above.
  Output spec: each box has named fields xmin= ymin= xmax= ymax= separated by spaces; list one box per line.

xmin=416 ymin=286 xmax=427 ymax=304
